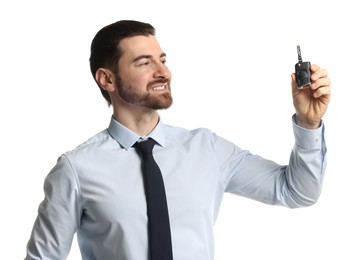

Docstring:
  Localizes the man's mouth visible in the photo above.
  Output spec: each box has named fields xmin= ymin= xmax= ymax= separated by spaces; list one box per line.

xmin=152 ymin=83 xmax=168 ymax=91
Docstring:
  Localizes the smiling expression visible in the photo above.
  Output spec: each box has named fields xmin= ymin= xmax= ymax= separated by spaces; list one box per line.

xmin=115 ymin=35 xmax=173 ymax=110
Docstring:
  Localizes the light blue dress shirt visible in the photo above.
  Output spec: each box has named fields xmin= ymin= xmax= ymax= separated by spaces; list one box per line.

xmin=25 ymin=115 xmax=327 ymax=260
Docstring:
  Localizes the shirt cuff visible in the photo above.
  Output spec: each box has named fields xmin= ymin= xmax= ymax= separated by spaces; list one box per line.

xmin=292 ymin=114 xmax=324 ymax=150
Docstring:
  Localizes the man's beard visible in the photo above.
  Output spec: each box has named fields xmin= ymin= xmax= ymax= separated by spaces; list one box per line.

xmin=116 ymin=75 xmax=173 ymax=110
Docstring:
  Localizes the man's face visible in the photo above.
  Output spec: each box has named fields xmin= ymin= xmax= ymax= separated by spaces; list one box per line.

xmin=116 ymin=35 xmax=173 ymax=110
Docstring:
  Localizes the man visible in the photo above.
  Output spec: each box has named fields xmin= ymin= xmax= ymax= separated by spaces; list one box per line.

xmin=25 ymin=20 xmax=330 ymax=259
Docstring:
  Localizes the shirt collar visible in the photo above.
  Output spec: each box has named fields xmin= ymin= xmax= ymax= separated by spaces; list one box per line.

xmin=107 ymin=116 xmax=166 ymax=150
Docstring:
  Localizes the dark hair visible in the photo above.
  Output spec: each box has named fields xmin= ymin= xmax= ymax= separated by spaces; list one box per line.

xmin=89 ymin=20 xmax=156 ymax=105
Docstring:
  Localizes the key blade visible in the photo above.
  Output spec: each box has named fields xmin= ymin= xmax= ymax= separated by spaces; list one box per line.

xmin=297 ymin=45 xmax=303 ymax=63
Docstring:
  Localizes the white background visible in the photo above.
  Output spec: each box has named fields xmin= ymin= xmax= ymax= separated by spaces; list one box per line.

xmin=1 ymin=0 xmax=357 ymax=259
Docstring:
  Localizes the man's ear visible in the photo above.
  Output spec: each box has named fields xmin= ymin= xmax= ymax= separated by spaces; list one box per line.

xmin=95 ymin=68 xmax=116 ymax=93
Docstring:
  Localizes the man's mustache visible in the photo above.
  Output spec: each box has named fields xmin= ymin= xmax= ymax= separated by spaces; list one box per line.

xmin=148 ymin=79 xmax=170 ymax=86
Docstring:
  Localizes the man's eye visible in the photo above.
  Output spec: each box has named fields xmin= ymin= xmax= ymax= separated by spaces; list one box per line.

xmin=136 ymin=59 xmax=150 ymax=66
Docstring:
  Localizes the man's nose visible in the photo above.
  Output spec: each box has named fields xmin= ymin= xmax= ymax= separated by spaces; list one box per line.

xmin=153 ymin=63 xmax=171 ymax=78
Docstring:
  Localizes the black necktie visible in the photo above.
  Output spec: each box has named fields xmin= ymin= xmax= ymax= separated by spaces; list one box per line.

xmin=134 ymin=138 xmax=173 ymax=260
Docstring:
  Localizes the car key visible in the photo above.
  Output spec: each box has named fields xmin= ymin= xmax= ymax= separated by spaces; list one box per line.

xmin=295 ymin=45 xmax=311 ymax=89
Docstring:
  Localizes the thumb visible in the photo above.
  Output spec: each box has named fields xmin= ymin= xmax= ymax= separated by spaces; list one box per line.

xmin=291 ymin=73 xmax=299 ymax=95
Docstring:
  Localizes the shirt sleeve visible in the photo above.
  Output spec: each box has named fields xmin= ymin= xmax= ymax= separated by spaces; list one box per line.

xmin=222 ymin=115 xmax=327 ymax=208
xmin=25 ymin=155 xmax=81 ymax=260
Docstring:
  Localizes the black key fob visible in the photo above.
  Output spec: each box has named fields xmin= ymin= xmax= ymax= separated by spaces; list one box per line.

xmin=295 ymin=45 xmax=311 ymax=89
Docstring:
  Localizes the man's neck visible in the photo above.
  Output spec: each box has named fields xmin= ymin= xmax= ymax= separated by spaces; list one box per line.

xmin=113 ymin=106 xmax=160 ymax=136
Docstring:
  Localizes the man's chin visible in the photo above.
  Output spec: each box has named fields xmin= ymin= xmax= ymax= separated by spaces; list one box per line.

xmin=148 ymin=95 xmax=173 ymax=110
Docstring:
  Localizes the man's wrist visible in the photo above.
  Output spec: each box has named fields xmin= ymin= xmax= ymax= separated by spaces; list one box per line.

xmin=295 ymin=114 xmax=320 ymax=129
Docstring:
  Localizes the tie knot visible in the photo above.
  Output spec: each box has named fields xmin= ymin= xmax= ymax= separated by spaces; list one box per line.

xmin=134 ymin=138 xmax=156 ymax=154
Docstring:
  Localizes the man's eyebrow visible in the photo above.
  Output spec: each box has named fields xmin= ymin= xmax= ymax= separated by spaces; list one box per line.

xmin=132 ymin=53 xmax=167 ymax=63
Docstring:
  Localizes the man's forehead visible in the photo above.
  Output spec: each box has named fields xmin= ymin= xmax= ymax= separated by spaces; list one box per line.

xmin=120 ymin=35 xmax=163 ymax=57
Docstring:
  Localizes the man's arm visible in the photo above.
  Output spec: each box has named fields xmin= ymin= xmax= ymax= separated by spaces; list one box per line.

xmin=222 ymin=117 xmax=326 ymax=208
xmin=221 ymin=64 xmax=330 ymax=207
xmin=25 ymin=155 xmax=80 ymax=259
